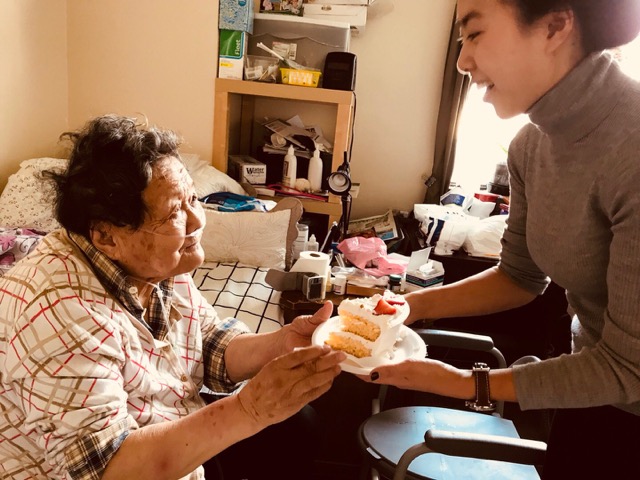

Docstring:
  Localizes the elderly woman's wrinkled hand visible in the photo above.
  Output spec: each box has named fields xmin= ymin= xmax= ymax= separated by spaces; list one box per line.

xmin=237 ymin=345 xmax=345 ymax=428
xmin=279 ymin=301 xmax=333 ymax=352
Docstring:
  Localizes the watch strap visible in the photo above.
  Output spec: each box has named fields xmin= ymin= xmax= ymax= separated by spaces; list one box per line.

xmin=465 ymin=362 xmax=496 ymax=412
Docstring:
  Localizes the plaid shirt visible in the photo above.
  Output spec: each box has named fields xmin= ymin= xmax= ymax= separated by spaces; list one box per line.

xmin=0 ymin=230 xmax=249 ymax=480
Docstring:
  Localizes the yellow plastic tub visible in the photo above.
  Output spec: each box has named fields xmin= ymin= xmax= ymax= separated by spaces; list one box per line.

xmin=280 ymin=68 xmax=321 ymax=88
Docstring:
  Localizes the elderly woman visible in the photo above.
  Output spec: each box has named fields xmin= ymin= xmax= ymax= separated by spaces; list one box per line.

xmin=0 ymin=114 xmax=345 ymax=480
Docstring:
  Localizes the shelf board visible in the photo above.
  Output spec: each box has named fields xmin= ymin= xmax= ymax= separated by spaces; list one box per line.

xmin=215 ymin=78 xmax=353 ymax=105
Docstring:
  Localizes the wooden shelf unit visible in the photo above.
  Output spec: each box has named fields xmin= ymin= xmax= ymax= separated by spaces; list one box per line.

xmin=212 ymin=78 xmax=355 ymax=226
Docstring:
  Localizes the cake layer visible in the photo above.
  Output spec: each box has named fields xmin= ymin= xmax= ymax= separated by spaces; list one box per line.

xmin=327 ymin=292 xmax=410 ymax=360
xmin=325 ymin=332 xmax=372 ymax=358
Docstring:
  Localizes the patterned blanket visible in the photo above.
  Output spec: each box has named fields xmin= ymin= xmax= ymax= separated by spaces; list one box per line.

xmin=192 ymin=261 xmax=284 ymax=334
xmin=0 ymin=228 xmax=46 ymax=276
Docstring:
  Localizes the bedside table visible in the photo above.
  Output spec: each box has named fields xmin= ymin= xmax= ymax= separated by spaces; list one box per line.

xmin=279 ymin=290 xmax=353 ymax=324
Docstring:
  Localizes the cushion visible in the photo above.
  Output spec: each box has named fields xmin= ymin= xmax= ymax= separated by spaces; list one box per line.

xmin=181 ymin=153 xmax=247 ymax=198
xmin=0 ymin=158 xmax=67 ymax=232
xmin=200 ymin=197 xmax=303 ymax=270
xmin=192 ymin=261 xmax=283 ymax=334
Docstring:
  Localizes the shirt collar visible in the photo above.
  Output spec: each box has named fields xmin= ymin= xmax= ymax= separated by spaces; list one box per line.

xmin=69 ymin=231 xmax=175 ymax=339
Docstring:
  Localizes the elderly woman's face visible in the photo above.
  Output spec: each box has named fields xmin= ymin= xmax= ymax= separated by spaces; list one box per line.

xmin=106 ymin=156 xmax=206 ymax=283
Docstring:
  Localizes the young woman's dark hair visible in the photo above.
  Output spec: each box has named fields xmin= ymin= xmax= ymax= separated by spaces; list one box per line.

xmin=45 ymin=114 xmax=182 ymax=237
xmin=503 ymin=0 xmax=640 ymax=53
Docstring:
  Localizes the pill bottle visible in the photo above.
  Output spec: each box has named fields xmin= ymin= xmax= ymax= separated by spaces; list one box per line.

xmin=333 ymin=274 xmax=347 ymax=295
xmin=388 ymin=274 xmax=402 ymax=293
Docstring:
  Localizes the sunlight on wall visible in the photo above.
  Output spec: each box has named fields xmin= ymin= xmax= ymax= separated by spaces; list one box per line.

xmin=452 ymin=37 xmax=640 ymax=195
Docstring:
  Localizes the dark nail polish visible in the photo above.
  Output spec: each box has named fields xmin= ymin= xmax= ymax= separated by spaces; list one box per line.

xmin=370 ymin=372 xmax=379 ymax=381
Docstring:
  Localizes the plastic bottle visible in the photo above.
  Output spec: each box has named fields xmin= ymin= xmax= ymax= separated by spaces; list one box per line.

xmin=308 ymin=148 xmax=323 ymax=192
xmin=332 ymin=274 xmax=347 ymax=295
xmin=292 ymin=223 xmax=308 ymax=260
xmin=282 ymin=145 xmax=297 ymax=188
xmin=306 ymin=234 xmax=319 ymax=252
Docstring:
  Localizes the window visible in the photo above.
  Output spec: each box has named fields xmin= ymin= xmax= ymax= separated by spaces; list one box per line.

xmin=451 ymin=39 xmax=640 ymax=194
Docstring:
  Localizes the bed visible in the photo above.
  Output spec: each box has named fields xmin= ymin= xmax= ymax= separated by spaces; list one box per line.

xmin=0 ymin=156 xmax=303 ymax=334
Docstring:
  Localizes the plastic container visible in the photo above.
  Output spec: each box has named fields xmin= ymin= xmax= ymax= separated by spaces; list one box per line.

xmin=292 ymin=223 xmax=308 ymax=261
xmin=306 ymin=234 xmax=319 ymax=252
xmin=332 ymin=274 xmax=347 ymax=295
xmin=280 ymin=68 xmax=321 ymax=87
xmin=244 ymin=55 xmax=279 ymax=82
xmin=388 ymin=274 xmax=402 ymax=293
xmin=308 ymin=148 xmax=323 ymax=192
xmin=282 ymin=145 xmax=297 ymax=188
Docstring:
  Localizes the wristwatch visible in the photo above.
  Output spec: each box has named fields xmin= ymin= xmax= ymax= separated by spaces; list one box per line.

xmin=465 ymin=362 xmax=496 ymax=412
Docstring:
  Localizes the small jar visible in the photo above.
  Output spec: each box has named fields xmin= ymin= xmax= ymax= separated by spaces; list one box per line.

xmin=388 ymin=274 xmax=402 ymax=293
xmin=332 ymin=274 xmax=347 ymax=295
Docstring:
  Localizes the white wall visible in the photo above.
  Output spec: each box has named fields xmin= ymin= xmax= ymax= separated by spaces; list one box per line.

xmin=349 ymin=0 xmax=455 ymax=217
xmin=67 ymin=0 xmax=218 ymax=157
xmin=0 ymin=0 xmax=68 ymax=192
xmin=0 ymin=0 xmax=455 ymax=218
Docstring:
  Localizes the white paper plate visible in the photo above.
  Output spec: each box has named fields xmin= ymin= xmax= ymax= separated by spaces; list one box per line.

xmin=312 ymin=316 xmax=427 ymax=375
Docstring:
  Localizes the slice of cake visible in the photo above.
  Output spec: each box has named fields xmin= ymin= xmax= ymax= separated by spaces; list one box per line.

xmin=325 ymin=292 xmax=409 ymax=359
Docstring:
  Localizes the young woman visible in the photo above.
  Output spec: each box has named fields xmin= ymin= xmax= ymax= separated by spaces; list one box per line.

xmin=368 ymin=1 xmax=640 ymax=478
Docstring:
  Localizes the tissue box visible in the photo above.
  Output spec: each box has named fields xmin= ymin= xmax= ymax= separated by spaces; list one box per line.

xmin=219 ymin=0 xmax=255 ymax=33
xmin=404 ymin=247 xmax=445 ymax=288
xmin=218 ymin=30 xmax=248 ymax=80
xmin=405 ymin=261 xmax=444 ymax=288
xmin=228 ymin=155 xmax=267 ymax=184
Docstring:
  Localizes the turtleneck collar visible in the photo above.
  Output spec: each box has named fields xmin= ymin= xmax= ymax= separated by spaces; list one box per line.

xmin=527 ymin=52 xmax=622 ymax=143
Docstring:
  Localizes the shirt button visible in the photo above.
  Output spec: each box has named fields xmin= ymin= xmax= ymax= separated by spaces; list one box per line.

xmin=181 ymin=374 xmax=188 ymax=382
xmin=128 ymin=286 xmax=138 ymax=295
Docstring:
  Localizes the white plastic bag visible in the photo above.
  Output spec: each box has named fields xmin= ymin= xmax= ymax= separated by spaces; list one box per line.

xmin=414 ymin=204 xmax=478 ymax=255
xmin=462 ymin=215 xmax=508 ymax=258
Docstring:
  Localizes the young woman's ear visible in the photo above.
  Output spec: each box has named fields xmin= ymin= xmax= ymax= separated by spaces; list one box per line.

xmin=90 ymin=222 xmax=120 ymax=260
xmin=545 ymin=9 xmax=577 ymax=49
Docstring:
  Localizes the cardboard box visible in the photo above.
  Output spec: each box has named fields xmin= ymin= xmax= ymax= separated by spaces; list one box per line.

xmin=303 ymin=4 xmax=368 ymax=33
xmin=228 ymin=155 xmax=267 ymax=184
xmin=219 ymin=0 xmax=255 ymax=33
xmin=345 ymin=283 xmax=385 ymax=297
xmin=306 ymin=0 xmax=375 ymax=5
xmin=218 ymin=29 xmax=247 ymax=80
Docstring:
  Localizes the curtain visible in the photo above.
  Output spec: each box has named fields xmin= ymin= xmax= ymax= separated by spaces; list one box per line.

xmin=423 ymin=14 xmax=470 ymax=204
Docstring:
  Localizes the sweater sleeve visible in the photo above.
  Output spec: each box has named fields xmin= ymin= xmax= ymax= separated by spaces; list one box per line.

xmin=498 ymin=127 xmax=550 ymax=295
xmin=514 ymin=141 xmax=640 ymax=411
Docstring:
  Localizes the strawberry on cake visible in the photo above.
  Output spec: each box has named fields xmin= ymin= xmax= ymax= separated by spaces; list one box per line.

xmin=325 ymin=291 xmax=409 ymax=359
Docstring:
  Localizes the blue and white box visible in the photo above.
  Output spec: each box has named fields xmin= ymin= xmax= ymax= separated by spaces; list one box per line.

xmin=219 ymin=0 xmax=255 ymax=34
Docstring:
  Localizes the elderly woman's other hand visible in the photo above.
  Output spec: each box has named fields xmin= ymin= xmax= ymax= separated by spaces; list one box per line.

xmin=237 ymin=345 xmax=345 ymax=428
xmin=279 ymin=301 xmax=333 ymax=352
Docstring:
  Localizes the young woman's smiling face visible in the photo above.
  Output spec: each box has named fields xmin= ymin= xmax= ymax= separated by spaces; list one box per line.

xmin=456 ymin=0 xmax=566 ymax=118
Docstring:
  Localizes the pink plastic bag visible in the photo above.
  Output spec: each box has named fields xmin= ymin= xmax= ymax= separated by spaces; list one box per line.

xmin=338 ymin=236 xmax=386 ymax=269
xmin=337 ymin=236 xmax=406 ymax=277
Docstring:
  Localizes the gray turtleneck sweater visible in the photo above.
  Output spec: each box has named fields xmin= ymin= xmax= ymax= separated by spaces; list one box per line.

xmin=501 ymin=52 xmax=640 ymax=415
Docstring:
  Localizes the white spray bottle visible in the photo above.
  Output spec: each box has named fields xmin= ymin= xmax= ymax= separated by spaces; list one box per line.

xmin=283 ymin=145 xmax=297 ymax=188
xmin=308 ymin=148 xmax=323 ymax=192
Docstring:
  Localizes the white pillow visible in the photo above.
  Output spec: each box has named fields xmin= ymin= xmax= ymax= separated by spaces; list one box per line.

xmin=200 ymin=197 xmax=303 ymax=269
xmin=201 ymin=208 xmax=291 ymax=269
xmin=181 ymin=153 xmax=247 ymax=198
xmin=0 ymin=158 xmax=67 ymax=232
